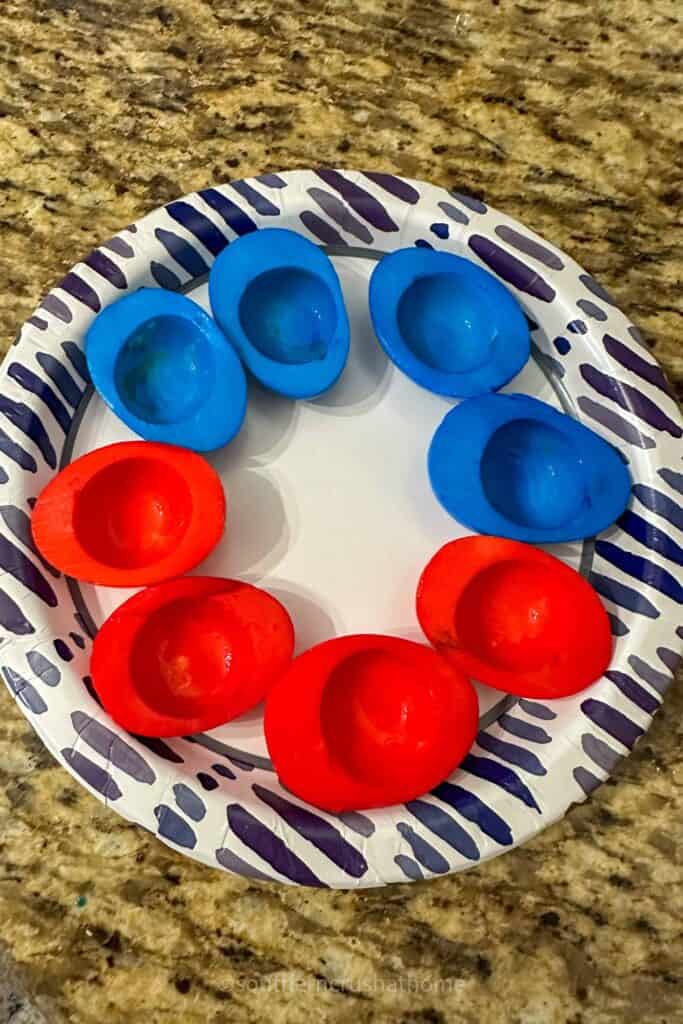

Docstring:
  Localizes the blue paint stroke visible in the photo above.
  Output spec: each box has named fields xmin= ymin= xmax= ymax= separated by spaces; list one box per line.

xmin=577 ymin=298 xmax=607 ymax=322
xmin=216 ymin=846 xmax=278 ymax=882
xmin=62 ymin=747 xmax=122 ymax=800
xmin=628 ymin=654 xmax=672 ymax=695
xmin=406 ymin=799 xmax=480 ymax=861
xmin=580 ymin=364 xmax=682 ymax=439
xmin=184 ymin=733 xmax=274 ymax=771
xmin=495 ymin=224 xmax=564 ymax=270
xmin=618 ymin=509 xmax=683 ymax=567
xmin=299 ymin=210 xmax=346 ymax=247
xmin=71 ymin=711 xmax=156 ymax=783
xmin=8 ymin=363 xmax=71 ymax=433
xmin=394 ymin=854 xmax=424 ymax=881
xmin=363 ymin=172 xmax=420 ymax=204
xmin=12 ymin=359 xmax=49 ymax=437
xmin=589 ymin=571 xmax=660 ymax=619
xmin=315 ymin=169 xmax=399 ymax=232
xmin=657 ymin=646 xmax=681 ymax=674
xmin=54 ymin=639 xmax=73 ymax=661
xmin=197 ymin=772 xmax=218 ymax=791
xmin=255 ymin=173 xmax=287 ymax=189
xmin=396 ymin=822 xmax=449 ymax=874
xmin=0 ymin=589 xmax=34 ymax=634
xmin=607 ymin=613 xmax=630 ymax=637
xmin=451 ymin=191 xmax=487 ymax=213
xmin=60 ymin=343 xmax=90 ymax=385
xmin=468 ymin=234 xmax=556 ymax=301
xmin=0 ymin=427 xmax=37 ymax=472
xmin=151 ymin=260 xmax=182 ymax=292
xmin=173 ymin=783 xmax=206 ymax=822
xmin=567 ymin=320 xmax=587 ymax=334
xmin=36 ymin=352 xmax=83 ymax=407
xmin=658 ymin=467 xmax=683 ymax=496
xmin=573 ymin=766 xmax=602 ymax=795
xmin=230 ymin=179 xmax=279 ymax=216
xmin=499 ymin=713 xmax=551 ymax=744
xmin=0 ymin=505 xmax=59 ymax=576
xmin=518 ymin=699 xmax=557 ymax=720
xmin=253 ymin=784 xmax=367 ymax=878
xmin=595 ymin=541 xmax=683 ymax=604
xmin=632 ymin=484 xmax=683 ymax=532
xmin=581 ymin=733 xmax=622 ymax=772
xmin=82 ymin=675 xmax=102 ymax=707
xmin=154 ymin=805 xmax=197 ymax=849
xmin=581 ymin=699 xmax=644 ymax=749
xmin=578 ymin=396 xmax=656 ymax=450
xmin=603 ymin=334 xmax=673 ymax=397
xmin=461 ymin=753 xmax=540 ymax=812
xmin=84 ymin=250 xmax=127 ymax=289
xmin=199 ymin=188 xmax=257 ymax=236
xmin=579 ymin=273 xmax=616 ymax=306
xmin=166 ymin=200 xmax=228 ymax=256
xmin=437 ymin=200 xmax=469 ymax=225
xmin=40 ymin=293 xmax=72 ymax=324
xmin=154 ymin=227 xmax=209 ymax=276
xmin=307 ymin=187 xmax=373 ymax=243
xmin=227 ymin=803 xmax=326 ymax=886
xmin=102 ymin=236 xmax=135 ymax=258
xmin=26 ymin=650 xmax=60 ymax=686
xmin=605 ymin=670 xmax=660 ymax=714
xmin=336 ymin=810 xmax=375 ymax=838
xmin=2 ymin=666 xmax=47 ymax=713
xmin=432 ymin=782 xmax=513 ymax=846
xmin=133 ymin=735 xmax=184 ymax=764
xmin=0 ymin=395 xmax=56 ymax=468
xmin=73 ymin=614 xmax=94 ymax=639
xmin=0 ymin=535 xmax=57 ymax=607
xmin=58 ymin=272 xmax=101 ymax=313
xmin=475 ymin=732 xmax=547 ymax=775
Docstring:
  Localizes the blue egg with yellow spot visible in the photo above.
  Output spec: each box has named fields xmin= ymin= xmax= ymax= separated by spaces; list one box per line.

xmin=429 ymin=393 xmax=631 ymax=542
xmin=369 ymin=247 xmax=530 ymax=397
xmin=86 ymin=289 xmax=247 ymax=452
xmin=209 ymin=228 xmax=350 ymax=399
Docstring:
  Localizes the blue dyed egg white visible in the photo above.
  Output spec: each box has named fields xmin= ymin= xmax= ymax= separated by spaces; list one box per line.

xmin=368 ymin=247 xmax=530 ymax=397
xmin=209 ymin=228 xmax=350 ymax=399
xmin=86 ymin=289 xmax=247 ymax=452
xmin=428 ymin=392 xmax=632 ymax=543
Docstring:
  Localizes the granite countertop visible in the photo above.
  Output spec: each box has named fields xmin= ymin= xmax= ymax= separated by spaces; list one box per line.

xmin=0 ymin=1 xmax=682 ymax=1021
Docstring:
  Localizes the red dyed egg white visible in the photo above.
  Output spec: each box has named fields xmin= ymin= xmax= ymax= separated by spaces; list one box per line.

xmin=91 ymin=577 xmax=294 ymax=736
xmin=417 ymin=536 xmax=612 ymax=698
xmin=265 ymin=634 xmax=479 ymax=812
xmin=31 ymin=441 xmax=225 ymax=587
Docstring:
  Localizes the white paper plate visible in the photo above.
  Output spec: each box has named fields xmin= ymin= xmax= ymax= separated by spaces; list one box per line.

xmin=2 ymin=170 xmax=681 ymax=887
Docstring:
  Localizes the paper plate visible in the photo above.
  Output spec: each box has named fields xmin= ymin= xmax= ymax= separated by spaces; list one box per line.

xmin=3 ymin=170 xmax=681 ymax=887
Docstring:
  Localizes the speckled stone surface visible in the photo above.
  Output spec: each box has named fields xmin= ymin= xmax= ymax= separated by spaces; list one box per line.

xmin=0 ymin=1 xmax=682 ymax=1022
